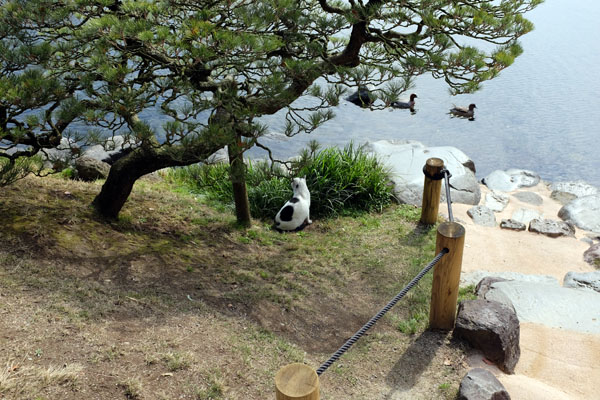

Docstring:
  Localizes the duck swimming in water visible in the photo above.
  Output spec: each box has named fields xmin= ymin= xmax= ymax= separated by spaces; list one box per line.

xmin=450 ymin=103 xmax=477 ymax=119
xmin=391 ymin=93 xmax=418 ymax=109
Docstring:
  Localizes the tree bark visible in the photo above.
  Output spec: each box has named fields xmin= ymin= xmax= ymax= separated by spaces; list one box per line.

xmin=92 ymin=154 xmax=150 ymax=219
xmin=228 ymin=135 xmax=252 ymax=227
xmin=92 ymin=139 xmax=226 ymax=219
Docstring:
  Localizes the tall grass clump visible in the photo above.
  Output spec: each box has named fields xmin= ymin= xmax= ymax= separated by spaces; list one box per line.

xmin=296 ymin=142 xmax=393 ymax=217
xmin=165 ymin=160 xmax=290 ymax=217
xmin=165 ymin=142 xmax=393 ymax=220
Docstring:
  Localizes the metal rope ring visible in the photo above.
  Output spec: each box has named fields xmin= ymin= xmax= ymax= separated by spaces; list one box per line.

xmin=422 ymin=166 xmax=450 ymax=181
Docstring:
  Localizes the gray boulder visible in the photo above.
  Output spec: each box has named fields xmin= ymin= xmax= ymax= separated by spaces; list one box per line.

xmin=584 ymin=233 xmax=600 ymax=243
xmin=482 ymin=170 xmax=518 ymax=192
xmin=206 ymin=147 xmax=229 ymax=164
xmin=510 ymin=208 xmax=542 ymax=225
xmin=82 ymin=136 xmax=133 ymax=164
xmin=563 ymin=271 xmax=600 ymax=293
xmin=346 ymin=86 xmax=375 ymax=107
xmin=485 ymin=191 xmax=509 ymax=212
xmin=505 ymin=168 xmax=540 ymax=188
xmin=551 ymin=190 xmax=576 ymax=205
xmin=75 ymin=156 xmax=111 ymax=181
xmin=454 ymin=299 xmax=520 ymax=374
xmin=40 ymin=138 xmax=79 ymax=169
xmin=475 ymin=277 xmax=511 ymax=298
xmin=528 ymin=218 xmax=575 ymax=238
xmin=467 ymin=206 xmax=496 ymax=227
xmin=584 ymin=243 xmax=600 ymax=268
xmin=499 ymin=219 xmax=526 ymax=231
xmin=512 ymin=191 xmax=543 ymax=206
xmin=482 ymin=169 xmax=540 ymax=192
xmin=365 ymin=140 xmax=480 ymax=206
xmin=549 ymin=181 xmax=598 ymax=202
xmin=458 ymin=368 xmax=511 ymax=400
xmin=558 ymin=195 xmax=600 ymax=232
xmin=461 ymin=271 xmax=558 ymax=287
xmin=483 ymin=280 xmax=600 ymax=334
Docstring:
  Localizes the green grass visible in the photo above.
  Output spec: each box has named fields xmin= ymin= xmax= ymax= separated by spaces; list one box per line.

xmin=295 ymin=142 xmax=394 ymax=217
xmin=0 ymin=174 xmax=467 ymax=399
xmin=164 ymin=142 xmax=394 ymax=220
xmin=458 ymin=284 xmax=477 ymax=303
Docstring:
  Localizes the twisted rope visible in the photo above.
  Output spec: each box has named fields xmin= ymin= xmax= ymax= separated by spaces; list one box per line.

xmin=316 ymin=248 xmax=449 ymax=376
xmin=442 ymin=169 xmax=454 ymax=222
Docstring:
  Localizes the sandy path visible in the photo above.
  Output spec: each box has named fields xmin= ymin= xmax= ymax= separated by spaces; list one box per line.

xmin=439 ymin=182 xmax=600 ymax=399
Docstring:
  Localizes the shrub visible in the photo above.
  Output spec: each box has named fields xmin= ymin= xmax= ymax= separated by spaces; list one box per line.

xmin=295 ymin=142 xmax=393 ymax=217
xmin=165 ymin=142 xmax=394 ymax=220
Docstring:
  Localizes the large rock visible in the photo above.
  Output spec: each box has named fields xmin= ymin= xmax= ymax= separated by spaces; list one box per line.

xmin=483 ymin=280 xmax=600 ymax=334
xmin=461 ymin=271 xmax=559 ymax=287
xmin=206 ymin=147 xmax=229 ymax=164
xmin=467 ymin=205 xmax=496 ymax=227
xmin=558 ymin=195 xmax=600 ymax=232
xmin=75 ymin=156 xmax=111 ymax=181
xmin=512 ymin=191 xmax=543 ymax=206
xmin=82 ymin=136 xmax=133 ymax=164
xmin=505 ymin=168 xmax=540 ymax=188
xmin=563 ymin=271 xmax=600 ymax=293
xmin=499 ymin=219 xmax=526 ymax=231
xmin=549 ymin=181 xmax=598 ymax=199
xmin=345 ymin=86 xmax=375 ymax=107
xmin=482 ymin=169 xmax=540 ymax=192
xmin=454 ymin=299 xmax=520 ymax=374
xmin=475 ymin=277 xmax=511 ymax=298
xmin=584 ymin=243 xmax=600 ymax=268
xmin=528 ymin=218 xmax=575 ymax=238
xmin=365 ymin=140 xmax=480 ymax=206
xmin=40 ymin=137 xmax=79 ymax=169
xmin=485 ymin=191 xmax=509 ymax=212
xmin=551 ymin=190 xmax=577 ymax=206
xmin=458 ymin=368 xmax=511 ymax=400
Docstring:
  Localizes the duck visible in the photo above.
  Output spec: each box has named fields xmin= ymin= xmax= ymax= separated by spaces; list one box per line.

xmin=391 ymin=93 xmax=418 ymax=109
xmin=450 ymin=103 xmax=477 ymax=119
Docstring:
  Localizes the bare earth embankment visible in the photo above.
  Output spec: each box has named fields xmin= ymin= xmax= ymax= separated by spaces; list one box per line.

xmin=1 ymin=175 xmax=470 ymax=400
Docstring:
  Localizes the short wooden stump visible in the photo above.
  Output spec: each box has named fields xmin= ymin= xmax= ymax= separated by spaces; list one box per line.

xmin=275 ymin=363 xmax=320 ymax=400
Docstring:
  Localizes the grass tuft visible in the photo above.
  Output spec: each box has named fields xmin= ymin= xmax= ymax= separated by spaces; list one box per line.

xmin=37 ymin=364 xmax=82 ymax=387
xmin=119 ymin=378 xmax=143 ymax=399
xmin=163 ymin=352 xmax=193 ymax=372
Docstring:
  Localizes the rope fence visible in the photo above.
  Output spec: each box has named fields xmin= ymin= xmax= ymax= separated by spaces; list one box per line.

xmin=316 ymin=248 xmax=449 ymax=376
xmin=275 ymin=158 xmax=466 ymax=400
xmin=442 ymin=168 xmax=454 ymax=222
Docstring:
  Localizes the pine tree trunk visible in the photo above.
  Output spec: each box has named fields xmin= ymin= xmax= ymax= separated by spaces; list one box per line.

xmin=92 ymin=139 xmax=226 ymax=219
xmin=228 ymin=136 xmax=251 ymax=227
xmin=92 ymin=147 xmax=166 ymax=219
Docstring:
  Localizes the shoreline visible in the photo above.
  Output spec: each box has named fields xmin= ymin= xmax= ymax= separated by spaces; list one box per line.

xmin=439 ymin=181 xmax=600 ymax=400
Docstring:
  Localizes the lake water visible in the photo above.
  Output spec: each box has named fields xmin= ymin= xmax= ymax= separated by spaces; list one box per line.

xmin=251 ymin=0 xmax=600 ymax=188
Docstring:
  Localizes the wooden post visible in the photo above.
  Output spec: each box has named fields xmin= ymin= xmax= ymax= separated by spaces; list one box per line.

xmin=420 ymin=158 xmax=444 ymax=225
xmin=275 ymin=363 xmax=320 ymax=400
xmin=429 ymin=221 xmax=465 ymax=330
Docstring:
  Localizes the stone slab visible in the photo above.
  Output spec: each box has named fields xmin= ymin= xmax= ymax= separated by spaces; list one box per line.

xmin=483 ymin=280 xmax=600 ymax=334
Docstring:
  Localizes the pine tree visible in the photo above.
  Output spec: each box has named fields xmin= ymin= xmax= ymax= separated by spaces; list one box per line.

xmin=0 ymin=0 xmax=542 ymax=221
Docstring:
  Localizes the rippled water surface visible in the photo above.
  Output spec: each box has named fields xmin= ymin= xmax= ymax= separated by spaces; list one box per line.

xmin=251 ymin=0 xmax=600 ymax=187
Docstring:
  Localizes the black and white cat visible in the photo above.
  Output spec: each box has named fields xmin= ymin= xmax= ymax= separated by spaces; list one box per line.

xmin=274 ymin=177 xmax=312 ymax=232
